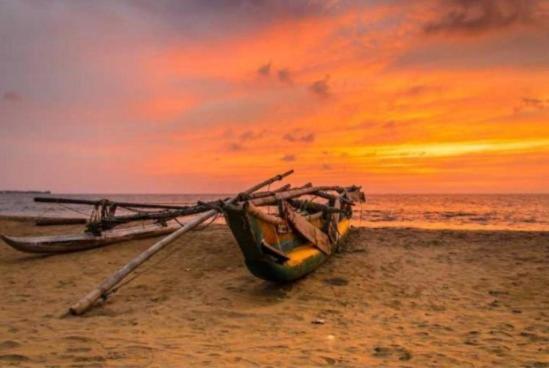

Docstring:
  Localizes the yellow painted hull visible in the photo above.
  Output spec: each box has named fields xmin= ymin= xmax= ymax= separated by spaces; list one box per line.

xmin=223 ymin=205 xmax=351 ymax=282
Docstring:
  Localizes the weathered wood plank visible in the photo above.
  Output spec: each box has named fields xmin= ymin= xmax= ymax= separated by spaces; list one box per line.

xmin=250 ymin=186 xmax=345 ymax=207
xmin=284 ymin=204 xmax=332 ymax=255
xmin=35 ymin=217 xmax=87 ymax=226
xmin=261 ymin=240 xmax=289 ymax=263
xmin=246 ymin=203 xmax=285 ymax=225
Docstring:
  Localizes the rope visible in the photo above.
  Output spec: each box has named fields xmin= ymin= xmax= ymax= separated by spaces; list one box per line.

xmin=37 ymin=204 xmax=54 ymax=218
xmin=120 ymin=206 xmax=148 ymax=214
xmin=195 ymin=212 xmax=220 ymax=230
xmin=57 ymin=203 xmax=90 ymax=217
xmin=120 ymin=206 xmax=166 ymax=215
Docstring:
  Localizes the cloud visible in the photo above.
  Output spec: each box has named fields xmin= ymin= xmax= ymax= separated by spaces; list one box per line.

xmin=227 ymin=142 xmax=243 ymax=152
xmin=514 ymin=97 xmax=548 ymax=113
xmin=309 ymin=75 xmax=330 ymax=97
xmin=424 ymin=0 xmax=544 ymax=36
xmin=257 ymin=62 xmax=271 ymax=76
xmin=239 ymin=129 xmax=266 ymax=141
xmin=126 ymin=0 xmax=347 ymax=28
xmin=2 ymin=91 xmax=21 ymax=102
xmin=354 ymin=121 xmax=396 ymax=130
xmin=1 ymin=0 xmax=548 ymax=193
xmin=393 ymin=30 xmax=549 ymax=69
xmin=522 ymin=97 xmax=546 ymax=109
xmin=283 ymin=131 xmax=315 ymax=143
xmin=401 ymin=85 xmax=431 ymax=96
xmin=225 ymin=129 xmax=266 ymax=151
xmin=277 ymin=68 xmax=292 ymax=84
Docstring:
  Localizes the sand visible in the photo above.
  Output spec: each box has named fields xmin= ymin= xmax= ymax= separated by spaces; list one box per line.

xmin=0 ymin=218 xmax=548 ymax=367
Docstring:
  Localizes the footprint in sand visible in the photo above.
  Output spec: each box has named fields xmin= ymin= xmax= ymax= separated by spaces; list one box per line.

xmin=71 ymin=355 xmax=106 ymax=363
xmin=323 ymin=277 xmax=349 ymax=286
xmin=66 ymin=347 xmax=92 ymax=353
xmin=372 ymin=345 xmax=412 ymax=361
xmin=63 ymin=335 xmax=96 ymax=343
xmin=0 ymin=340 xmax=21 ymax=349
xmin=524 ymin=362 xmax=549 ymax=368
xmin=0 ymin=354 xmax=30 ymax=363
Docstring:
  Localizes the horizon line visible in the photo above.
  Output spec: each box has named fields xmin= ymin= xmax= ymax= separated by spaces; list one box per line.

xmin=2 ymin=191 xmax=549 ymax=196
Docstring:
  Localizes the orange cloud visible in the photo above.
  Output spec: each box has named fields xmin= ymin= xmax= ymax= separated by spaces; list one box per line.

xmin=1 ymin=1 xmax=548 ymax=192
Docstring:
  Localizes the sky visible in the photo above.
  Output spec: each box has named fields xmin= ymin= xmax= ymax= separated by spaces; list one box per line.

xmin=0 ymin=0 xmax=548 ymax=193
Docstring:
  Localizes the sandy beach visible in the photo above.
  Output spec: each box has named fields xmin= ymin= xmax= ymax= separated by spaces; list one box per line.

xmin=0 ymin=217 xmax=547 ymax=367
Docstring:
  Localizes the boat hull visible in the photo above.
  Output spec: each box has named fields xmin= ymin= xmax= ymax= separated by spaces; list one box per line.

xmin=1 ymin=225 xmax=178 ymax=254
xmin=224 ymin=205 xmax=351 ymax=282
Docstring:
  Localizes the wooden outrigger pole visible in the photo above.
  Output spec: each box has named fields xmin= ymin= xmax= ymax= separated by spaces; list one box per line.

xmin=68 ymin=169 xmax=294 ymax=315
xmin=35 ymin=196 xmax=229 ymax=234
xmin=34 ymin=196 xmax=196 ymax=210
xmin=32 ymin=183 xmax=311 ymax=233
xmin=1 ymin=182 xmax=305 ymax=254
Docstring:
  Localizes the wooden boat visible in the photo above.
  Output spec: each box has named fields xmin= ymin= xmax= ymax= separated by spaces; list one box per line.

xmin=5 ymin=170 xmax=364 ymax=315
xmin=1 ymin=224 xmax=178 ymax=254
xmin=0 ymin=169 xmax=366 ymax=316
xmin=0 ymin=196 xmax=219 ymax=254
xmin=222 ymin=187 xmax=364 ymax=282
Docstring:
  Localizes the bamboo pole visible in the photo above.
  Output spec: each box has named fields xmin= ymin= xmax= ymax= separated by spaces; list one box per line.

xmin=94 ymin=185 xmax=305 ymax=231
xmin=245 ymin=203 xmax=285 ymax=225
xmin=68 ymin=170 xmax=294 ymax=315
xmin=249 ymin=186 xmax=344 ymax=207
xmin=246 ymin=203 xmax=323 ymax=224
xmin=92 ymin=205 xmax=214 ymax=232
xmin=249 ymin=183 xmax=291 ymax=199
xmin=89 ymin=185 xmax=315 ymax=232
xmin=315 ymin=190 xmax=352 ymax=204
xmin=288 ymin=198 xmax=342 ymax=213
xmin=35 ymin=197 xmax=196 ymax=210
xmin=248 ymin=182 xmax=311 ymax=200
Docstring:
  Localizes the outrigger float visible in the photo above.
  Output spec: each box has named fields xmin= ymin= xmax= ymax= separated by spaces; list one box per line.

xmin=0 ymin=170 xmax=365 ymax=315
xmin=1 ymin=225 xmax=178 ymax=254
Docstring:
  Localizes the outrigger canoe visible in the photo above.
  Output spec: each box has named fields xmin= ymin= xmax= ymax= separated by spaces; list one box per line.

xmin=1 ymin=195 xmax=215 ymax=254
xmin=2 ymin=170 xmax=365 ymax=315
xmin=1 ymin=224 xmax=178 ymax=254
xmin=223 ymin=187 xmax=364 ymax=282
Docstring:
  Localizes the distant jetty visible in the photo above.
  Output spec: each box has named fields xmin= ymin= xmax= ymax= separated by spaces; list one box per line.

xmin=0 ymin=190 xmax=51 ymax=194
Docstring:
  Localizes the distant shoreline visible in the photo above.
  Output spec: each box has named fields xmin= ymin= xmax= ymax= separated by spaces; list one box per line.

xmin=0 ymin=190 xmax=51 ymax=194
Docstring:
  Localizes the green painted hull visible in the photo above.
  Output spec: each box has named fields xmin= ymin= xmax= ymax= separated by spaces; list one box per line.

xmin=223 ymin=205 xmax=351 ymax=282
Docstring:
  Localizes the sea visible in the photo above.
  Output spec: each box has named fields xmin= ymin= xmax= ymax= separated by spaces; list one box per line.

xmin=0 ymin=193 xmax=547 ymax=231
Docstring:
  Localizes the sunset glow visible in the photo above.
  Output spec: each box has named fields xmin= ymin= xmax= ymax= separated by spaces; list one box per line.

xmin=1 ymin=0 xmax=548 ymax=193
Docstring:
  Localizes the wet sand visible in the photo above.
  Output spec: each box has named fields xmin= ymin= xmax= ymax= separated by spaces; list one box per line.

xmin=0 ymin=218 xmax=548 ymax=367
